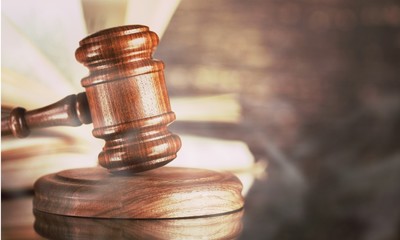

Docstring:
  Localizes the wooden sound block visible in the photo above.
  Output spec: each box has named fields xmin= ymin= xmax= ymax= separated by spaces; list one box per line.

xmin=33 ymin=167 xmax=244 ymax=219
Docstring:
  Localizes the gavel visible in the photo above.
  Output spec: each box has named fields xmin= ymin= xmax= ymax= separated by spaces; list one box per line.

xmin=1 ymin=25 xmax=181 ymax=174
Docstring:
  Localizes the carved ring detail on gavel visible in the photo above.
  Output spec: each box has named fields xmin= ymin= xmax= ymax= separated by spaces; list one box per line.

xmin=1 ymin=25 xmax=182 ymax=174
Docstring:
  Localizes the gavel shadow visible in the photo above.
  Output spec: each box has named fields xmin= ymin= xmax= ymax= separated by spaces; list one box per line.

xmin=34 ymin=209 xmax=243 ymax=240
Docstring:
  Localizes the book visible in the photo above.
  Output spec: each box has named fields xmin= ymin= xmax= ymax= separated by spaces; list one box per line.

xmin=1 ymin=0 xmax=259 ymax=195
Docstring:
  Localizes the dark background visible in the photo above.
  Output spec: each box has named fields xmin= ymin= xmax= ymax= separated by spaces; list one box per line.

xmin=157 ymin=0 xmax=400 ymax=239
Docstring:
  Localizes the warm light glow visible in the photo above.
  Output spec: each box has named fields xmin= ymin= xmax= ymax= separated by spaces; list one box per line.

xmin=169 ymin=134 xmax=263 ymax=195
xmin=1 ymin=0 xmax=260 ymax=198
xmin=125 ymin=0 xmax=182 ymax=38
xmin=171 ymin=94 xmax=241 ymax=123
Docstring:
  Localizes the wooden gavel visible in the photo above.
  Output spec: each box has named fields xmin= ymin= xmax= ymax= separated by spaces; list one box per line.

xmin=1 ymin=25 xmax=181 ymax=174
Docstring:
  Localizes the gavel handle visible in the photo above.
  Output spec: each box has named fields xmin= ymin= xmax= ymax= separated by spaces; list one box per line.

xmin=1 ymin=92 xmax=92 ymax=138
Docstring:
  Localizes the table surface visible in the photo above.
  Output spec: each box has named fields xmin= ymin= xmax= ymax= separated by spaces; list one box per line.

xmin=2 ymin=196 xmax=244 ymax=240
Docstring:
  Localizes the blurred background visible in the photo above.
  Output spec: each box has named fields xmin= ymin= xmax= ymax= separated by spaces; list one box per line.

xmin=2 ymin=0 xmax=400 ymax=239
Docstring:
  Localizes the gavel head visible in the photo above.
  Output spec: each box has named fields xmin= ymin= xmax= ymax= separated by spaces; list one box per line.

xmin=75 ymin=25 xmax=181 ymax=174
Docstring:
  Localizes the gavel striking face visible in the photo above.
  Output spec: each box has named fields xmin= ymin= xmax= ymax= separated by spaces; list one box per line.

xmin=1 ymin=25 xmax=182 ymax=173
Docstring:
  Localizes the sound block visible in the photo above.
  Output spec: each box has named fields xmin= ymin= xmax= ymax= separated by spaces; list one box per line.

xmin=33 ymin=167 xmax=244 ymax=219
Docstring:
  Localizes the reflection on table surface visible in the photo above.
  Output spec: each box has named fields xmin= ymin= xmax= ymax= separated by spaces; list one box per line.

xmin=2 ymin=196 xmax=243 ymax=240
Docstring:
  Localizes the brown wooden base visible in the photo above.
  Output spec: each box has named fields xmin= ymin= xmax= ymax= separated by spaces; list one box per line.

xmin=33 ymin=167 xmax=244 ymax=219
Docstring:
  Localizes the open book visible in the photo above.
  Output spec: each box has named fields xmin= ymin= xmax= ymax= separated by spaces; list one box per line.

xmin=1 ymin=0 xmax=259 ymax=195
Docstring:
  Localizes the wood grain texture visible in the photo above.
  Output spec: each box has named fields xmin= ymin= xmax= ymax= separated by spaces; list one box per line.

xmin=1 ymin=93 xmax=90 ymax=138
xmin=33 ymin=167 xmax=244 ymax=219
xmin=34 ymin=209 xmax=243 ymax=240
xmin=1 ymin=25 xmax=181 ymax=173
xmin=75 ymin=25 xmax=181 ymax=173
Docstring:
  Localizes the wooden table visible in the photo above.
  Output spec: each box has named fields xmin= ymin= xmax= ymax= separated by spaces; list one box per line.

xmin=2 ymin=195 xmax=244 ymax=240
